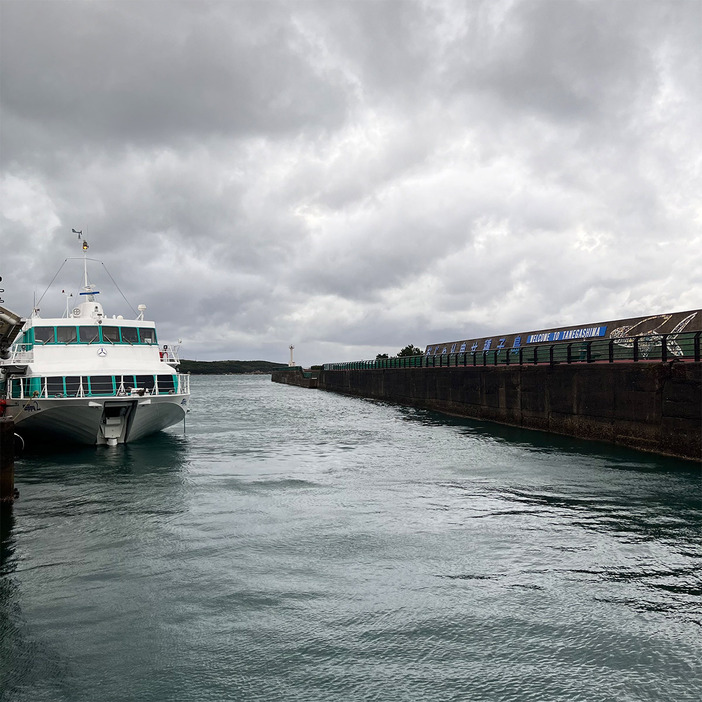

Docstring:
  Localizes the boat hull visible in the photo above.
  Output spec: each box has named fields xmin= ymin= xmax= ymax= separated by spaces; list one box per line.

xmin=6 ymin=394 xmax=188 ymax=446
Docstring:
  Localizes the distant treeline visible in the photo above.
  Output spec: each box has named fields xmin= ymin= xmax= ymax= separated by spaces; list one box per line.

xmin=179 ymin=360 xmax=288 ymax=375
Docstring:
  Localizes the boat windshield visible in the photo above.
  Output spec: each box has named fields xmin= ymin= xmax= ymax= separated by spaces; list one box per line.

xmin=102 ymin=326 xmax=120 ymax=344
xmin=139 ymin=328 xmax=156 ymax=344
xmin=25 ymin=324 xmax=158 ymax=347
xmin=57 ymin=326 xmax=78 ymax=344
xmin=78 ymin=326 xmax=100 ymax=344
xmin=34 ymin=327 xmax=56 ymax=344
xmin=121 ymin=327 xmax=138 ymax=344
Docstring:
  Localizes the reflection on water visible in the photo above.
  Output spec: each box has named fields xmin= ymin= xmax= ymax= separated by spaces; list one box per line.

xmin=398 ymin=402 xmax=702 ymax=474
xmin=1 ymin=431 xmax=192 ymax=702
xmin=0 ymin=506 xmax=14 ymax=569
xmin=16 ymin=431 xmax=189 ymax=481
xmin=1 ymin=376 xmax=701 ymax=702
xmin=1 ymin=431 xmax=189 ymax=579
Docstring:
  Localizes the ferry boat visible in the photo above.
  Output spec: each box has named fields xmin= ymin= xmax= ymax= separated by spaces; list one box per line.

xmin=0 ymin=244 xmax=190 ymax=446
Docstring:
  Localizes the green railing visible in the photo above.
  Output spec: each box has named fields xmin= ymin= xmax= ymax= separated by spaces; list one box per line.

xmin=323 ymin=331 xmax=701 ymax=371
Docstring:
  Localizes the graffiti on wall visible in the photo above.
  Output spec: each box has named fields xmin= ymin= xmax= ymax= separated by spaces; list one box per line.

xmin=610 ymin=312 xmax=697 ymax=358
xmin=425 ymin=309 xmax=701 ymax=357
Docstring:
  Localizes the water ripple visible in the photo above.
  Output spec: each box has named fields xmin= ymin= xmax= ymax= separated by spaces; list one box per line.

xmin=2 ymin=375 xmax=701 ymax=701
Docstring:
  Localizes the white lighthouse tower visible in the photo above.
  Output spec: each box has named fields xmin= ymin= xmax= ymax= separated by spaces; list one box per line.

xmin=288 ymin=345 xmax=295 ymax=367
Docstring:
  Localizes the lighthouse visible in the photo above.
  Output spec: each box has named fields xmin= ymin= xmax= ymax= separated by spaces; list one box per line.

xmin=288 ymin=345 xmax=295 ymax=367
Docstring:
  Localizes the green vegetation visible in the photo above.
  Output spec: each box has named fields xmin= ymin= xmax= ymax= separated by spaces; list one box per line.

xmin=398 ymin=344 xmax=423 ymax=357
xmin=375 ymin=346 xmax=423 ymax=359
xmin=179 ymin=359 xmax=288 ymax=375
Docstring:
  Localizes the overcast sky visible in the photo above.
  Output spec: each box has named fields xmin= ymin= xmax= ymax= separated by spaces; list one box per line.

xmin=1 ymin=0 xmax=700 ymax=364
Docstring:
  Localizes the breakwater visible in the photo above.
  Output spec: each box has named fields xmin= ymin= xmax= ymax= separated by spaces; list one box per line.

xmin=273 ymin=363 xmax=701 ymax=461
xmin=271 ymin=366 xmax=318 ymax=388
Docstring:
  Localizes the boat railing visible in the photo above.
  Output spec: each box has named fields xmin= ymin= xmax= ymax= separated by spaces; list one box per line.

xmin=159 ymin=346 xmax=181 ymax=365
xmin=7 ymin=372 xmax=192 ymax=400
xmin=7 ymin=343 xmax=34 ymax=364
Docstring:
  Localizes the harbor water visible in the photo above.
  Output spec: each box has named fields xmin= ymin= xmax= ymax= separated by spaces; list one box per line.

xmin=1 ymin=375 xmax=701 ymax=701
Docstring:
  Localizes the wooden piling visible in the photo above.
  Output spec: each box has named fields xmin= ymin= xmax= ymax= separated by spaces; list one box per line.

xmin=0 ymin=417 xmax=15 ymax=503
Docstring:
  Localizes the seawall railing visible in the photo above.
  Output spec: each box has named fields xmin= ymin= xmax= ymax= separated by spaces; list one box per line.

xmin=323 ymin=331 xmax=701 ymax=371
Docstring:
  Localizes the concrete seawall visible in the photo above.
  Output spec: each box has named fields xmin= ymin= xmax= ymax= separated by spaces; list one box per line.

xmin=271 ymin=367 xmax=318 ymax=389
xmin=273 ymin=363 xmax=701 ymax=461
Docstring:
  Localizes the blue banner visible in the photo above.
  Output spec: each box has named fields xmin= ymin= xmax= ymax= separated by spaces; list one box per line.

xmin=527 ymin=326 xmax=607 ymax=344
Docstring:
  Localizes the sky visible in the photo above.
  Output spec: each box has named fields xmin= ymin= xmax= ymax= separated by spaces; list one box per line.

xmin=1 ymin=0 xmax=700 ymax=365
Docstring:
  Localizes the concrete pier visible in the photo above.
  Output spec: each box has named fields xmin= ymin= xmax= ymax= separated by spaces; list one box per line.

xmin=0 ymin=417 xmax=16 ymax=503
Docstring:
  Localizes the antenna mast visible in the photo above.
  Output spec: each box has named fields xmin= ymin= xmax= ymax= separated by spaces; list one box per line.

xmin=82 ymin=239 xmax=90 ymax=289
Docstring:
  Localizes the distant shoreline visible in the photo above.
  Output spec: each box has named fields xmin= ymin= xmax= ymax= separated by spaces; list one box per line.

xmin=179 ymin=360 xmax=288 ymax=375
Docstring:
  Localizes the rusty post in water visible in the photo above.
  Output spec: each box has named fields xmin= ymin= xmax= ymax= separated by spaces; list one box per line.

xmin=0 ymin=417 xmax=16 ymax=503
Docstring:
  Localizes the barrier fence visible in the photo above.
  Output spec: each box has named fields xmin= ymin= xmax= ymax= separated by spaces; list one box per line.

xmin=323 ymin=331 xmax=702 ymax=371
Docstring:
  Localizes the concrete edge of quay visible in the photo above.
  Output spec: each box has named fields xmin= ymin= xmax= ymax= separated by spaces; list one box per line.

xmin=272 ymin=363 xmax=702 ymax=463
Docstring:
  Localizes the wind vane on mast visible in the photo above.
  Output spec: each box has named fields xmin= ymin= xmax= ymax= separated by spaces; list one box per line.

xmin=79 ymin=236 xmax=96 ymax=299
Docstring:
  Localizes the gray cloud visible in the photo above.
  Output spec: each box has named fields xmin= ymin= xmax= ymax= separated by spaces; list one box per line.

xmin=2 ymin=1 xmax=349 ymax=157
xmin=1 ymin=0 xmax=700 ymax=365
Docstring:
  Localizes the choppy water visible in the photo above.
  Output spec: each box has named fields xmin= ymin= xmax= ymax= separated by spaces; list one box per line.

xmin=1 ymin=375 xmax=701 ymax=702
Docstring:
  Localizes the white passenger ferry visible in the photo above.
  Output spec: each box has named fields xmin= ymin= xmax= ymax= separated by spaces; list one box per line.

xmin=0 ymin=246 xmax=190 ymax=446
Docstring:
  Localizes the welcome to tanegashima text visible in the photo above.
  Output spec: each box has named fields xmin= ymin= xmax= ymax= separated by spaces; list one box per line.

xmin=527 ymin=327 xmax=607 ymax=344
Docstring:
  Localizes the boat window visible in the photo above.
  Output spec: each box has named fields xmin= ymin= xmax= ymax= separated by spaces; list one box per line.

xmin=11 ymin=379 xmax=32 ymax=398
xmin=135 ymin=374 xmax=155 ymax=390
xmin=121 ymin=375 xmax=136 ymax=392
xmin=34 ymin=327 xmax=56 ymax=344
xmin=138 ymin=328 xmax=156 ymax=345
xmin=157 ymin=375 xmax=175 ymax=393
xmin=121 ymin=327 xmax=138 ymax=344
xmin=101 ymin=326 xmax=121 ymax=344
xmin=65 ymin=376 xmax=82 ymax=396
xmin=47 ymin=377 xmax=65 ymax=396
xmin=56 ymin=326 xmax=78 ymax=344
xmin=89 ymin=376 xmax=114 ymax=395
xmin=21 ymin=378 xmax=42 ymax=397
xmin=79 ymin=326 xmax=100 ymax=344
